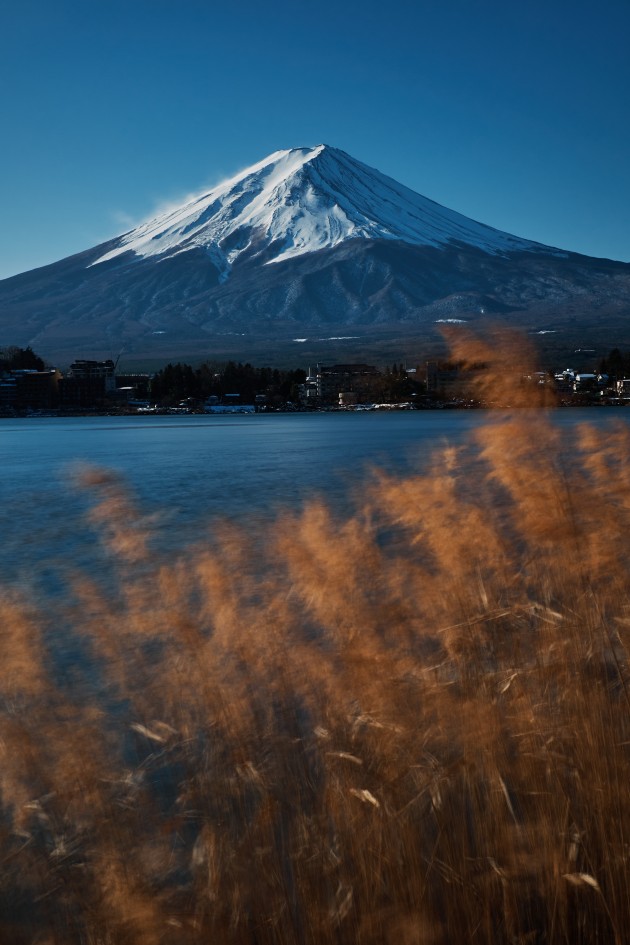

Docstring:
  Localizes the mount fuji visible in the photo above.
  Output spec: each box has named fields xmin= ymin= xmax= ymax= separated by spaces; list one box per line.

xmin=1 ymin=145 xmax=629 ymax=364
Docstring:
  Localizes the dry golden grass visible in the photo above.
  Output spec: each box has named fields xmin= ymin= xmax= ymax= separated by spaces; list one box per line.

xmin=1 ymin=331 xmax=630 ymax=943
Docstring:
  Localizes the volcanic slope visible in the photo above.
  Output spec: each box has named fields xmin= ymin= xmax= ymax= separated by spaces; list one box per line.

xmin=1 ymin=145 xmax=629 ymax=363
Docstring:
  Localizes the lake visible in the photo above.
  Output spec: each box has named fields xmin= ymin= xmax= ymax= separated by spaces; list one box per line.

xmin=0 ymin=408 xmax=625 ymax=595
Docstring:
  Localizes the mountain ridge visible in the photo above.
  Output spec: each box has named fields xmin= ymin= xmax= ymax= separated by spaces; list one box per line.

xmin=1 ymin=145 xmax=629 ymax=364
xmin=89 ymin=145 xmax=565 ymax=273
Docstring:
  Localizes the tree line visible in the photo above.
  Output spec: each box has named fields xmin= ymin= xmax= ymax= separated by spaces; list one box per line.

xmin=0 ymin=345 xmax=45 ymax=372
xmin=150 ymin=361 xmax=307 ymax=406
xmin=597 ymin=347 xmax=630 ymax=380
xmin=1 ymin=346 xmax=428 ymax=406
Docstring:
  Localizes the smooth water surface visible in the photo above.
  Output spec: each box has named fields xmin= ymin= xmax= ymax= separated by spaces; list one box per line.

xmin=0 ymin=412 xmax=479 ymax=586
xmin=1 ymin=408 xmax=626 ymax=593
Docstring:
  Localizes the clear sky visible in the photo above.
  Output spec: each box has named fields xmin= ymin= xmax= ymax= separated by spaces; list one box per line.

xmin=1 ymin=0 xmax=629 ymax=279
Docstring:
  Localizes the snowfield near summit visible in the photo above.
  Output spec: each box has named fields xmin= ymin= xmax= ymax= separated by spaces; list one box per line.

xmin=91 ymin=145 xmax=557 ymax=275
xmin=3 ymin=142 xmax=629 ymax=362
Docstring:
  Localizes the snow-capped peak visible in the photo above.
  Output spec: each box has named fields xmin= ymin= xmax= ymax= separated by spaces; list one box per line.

xmin=91 ymin=145 xmax=555 ymax=276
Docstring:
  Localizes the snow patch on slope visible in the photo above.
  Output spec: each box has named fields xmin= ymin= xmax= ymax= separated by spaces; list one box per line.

xmin=91 ymin=145 xmax=563 ymax=275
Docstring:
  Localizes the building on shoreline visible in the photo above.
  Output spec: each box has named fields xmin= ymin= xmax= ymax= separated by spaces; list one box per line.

xmin=303 ymin=363 xmax=382 ymax=406
xmin=0 ymin=369 xmax=60 ymax=410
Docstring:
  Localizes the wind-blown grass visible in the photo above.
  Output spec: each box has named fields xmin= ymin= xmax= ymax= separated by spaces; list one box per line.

xmin=1 ymin=332 xmax=629 ymax=944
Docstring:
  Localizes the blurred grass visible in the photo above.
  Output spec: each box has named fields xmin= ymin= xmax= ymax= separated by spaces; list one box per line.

xmin=1 ymin=331 xmax=629 ymax=944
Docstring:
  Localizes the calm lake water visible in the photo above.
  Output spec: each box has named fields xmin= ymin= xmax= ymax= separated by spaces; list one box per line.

xmin=0 ymin=409 xmax=626 ymax=595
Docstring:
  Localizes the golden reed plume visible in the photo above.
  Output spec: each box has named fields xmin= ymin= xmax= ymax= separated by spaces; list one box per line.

xmin=1 ymin=330 xmax=629 ymax=944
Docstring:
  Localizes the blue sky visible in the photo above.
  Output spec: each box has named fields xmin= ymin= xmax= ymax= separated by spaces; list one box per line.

xmin=1 ymin=0 xmax=629 ymax=279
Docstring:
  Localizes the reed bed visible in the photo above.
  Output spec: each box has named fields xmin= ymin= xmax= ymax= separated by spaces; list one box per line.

xmin=1 ymin=332 xmax=630 ymax=944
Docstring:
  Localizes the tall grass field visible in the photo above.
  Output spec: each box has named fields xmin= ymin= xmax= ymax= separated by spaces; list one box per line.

xmin=1 ymin=333 xmax=629 ymax=944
